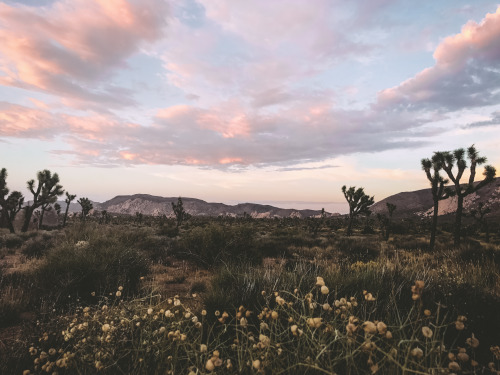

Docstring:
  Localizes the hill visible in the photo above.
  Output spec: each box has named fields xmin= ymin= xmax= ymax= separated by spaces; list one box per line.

xmin=98 ymin=194 xmax=334 ymax=218
xmin=372 ymin=177 xmax=500 ymax=220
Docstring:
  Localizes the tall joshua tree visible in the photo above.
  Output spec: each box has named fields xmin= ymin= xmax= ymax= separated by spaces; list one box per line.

xmin=342 ymin=185 xmax=374 ymax=236
xmin=77 ymin=197 xmax=93 ymax=222
xmin=63 ymin=192 xmax=76 ymax=226
xmin=22 ymin=170 xmax=64 ymax=232
xmin=421 ymin=155 xmax=453 ymax=251
xmin=434 ymin=145 xmax=496 ymax=247
xmin=0 ymin=168 xmax=25 ymax=233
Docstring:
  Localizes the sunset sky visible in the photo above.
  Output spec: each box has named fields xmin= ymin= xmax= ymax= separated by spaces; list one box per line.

xmin=1 ymin=0 xmax=499 ymax=213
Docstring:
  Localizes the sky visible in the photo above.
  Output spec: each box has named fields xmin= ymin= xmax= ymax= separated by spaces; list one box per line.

xmin=1 ymin=0 xmax=499 ymax=213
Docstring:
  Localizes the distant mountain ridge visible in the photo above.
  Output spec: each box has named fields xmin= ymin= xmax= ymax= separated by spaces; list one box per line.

xmin=91 ymin=194 xmax=336 ymax=219
xmin=371 ymin=177 xmax=500 ymax=219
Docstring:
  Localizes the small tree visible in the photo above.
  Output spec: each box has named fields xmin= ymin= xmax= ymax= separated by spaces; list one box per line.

xmin=342 ymin=185 xmax=374 ymax=236
xmin=63 ymin=192 xmax=76 ymax=227
xmin=434 ymin=145 xmax=496 ymax=247
xmin=377 ymin=202 xmax=397 ymax=241
xmin=77 ymin=197 xmax=93 ymax=222
xmin=172 ymin=197 xmax=189 ymax=228
xmin=0 ymin=168 xmax=25 ymax=233
xmin=22 ymin=170 xmax=64 ymax=232
xmin=421 ymin=156 xmax=453 ymax=251
xmin=467 ymin=202 xmax=491 ymax=243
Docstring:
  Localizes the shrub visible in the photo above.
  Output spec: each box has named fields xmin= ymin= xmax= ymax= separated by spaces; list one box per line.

xmin=21 ymin=233 xmax=56 ymax=258
xmin=30 ymin=235 xmax=149 ymax=305
xmin=177 ymin=224 xmax=261 ymax=268
xmin=3 ymin=234 xmax=24 ymax=249
xmin=334 ymin=237 xmax=380 ymax=263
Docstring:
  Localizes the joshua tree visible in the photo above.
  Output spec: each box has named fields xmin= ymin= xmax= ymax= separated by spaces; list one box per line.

xmin=77 ymin=197 xmax=93 ymax=222
xmin=22 ymin=170 xmax=64 ymax=232
xmin=421 ymin=156 xmax=453 ymax=251
xmin=39 ymin=201 xmax=52 ymax=228
xmin=434 ymin=145 xmax=496 ymax=247
xmin=342 ymin=185 xmax=374 ymax=236
xmin=172 ymin=197 xmax=189 ymax=228
xmin=63 ymin=192 xmax=76 ymax=227
xmin=467 ymin=202 xmax=491 ymax=243
xmin=0 ymin=168 xmax=25 ymax=233
xmin=377 ymin=202 xmax=397 ymax=241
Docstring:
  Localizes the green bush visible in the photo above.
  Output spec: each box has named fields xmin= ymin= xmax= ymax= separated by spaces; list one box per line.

xmin=31 ymin=233 xmax=149 ymax=304
xmin=334 ymin=237 xmax=380 ymax=263
xmin=177 ymin=224 xmax=261 ymax=268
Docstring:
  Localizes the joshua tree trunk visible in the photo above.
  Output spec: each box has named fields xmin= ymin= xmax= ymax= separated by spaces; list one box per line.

xmin=346 ymin=213 xmax=354 ymax=236
xmin=430 ymin=199 xmax=439 ymax=251
xmin=454 ymin=195 xmax=464 ymax=247
xmin=22 ymin=206 xmax=35 ymax=232
xmin=7 ymin=218 xmax=15 ymax=234
xmin=39 ymin=207 xmax=46 ymax=228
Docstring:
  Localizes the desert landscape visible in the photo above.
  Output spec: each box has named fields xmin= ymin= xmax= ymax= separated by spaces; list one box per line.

xmin=1 ymin=162 xmax=499 ymax=374
xmin=1 ymin=1 xmax=500 ymax=374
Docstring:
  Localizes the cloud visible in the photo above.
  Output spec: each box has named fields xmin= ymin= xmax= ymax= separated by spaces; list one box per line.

xmin=377 ymin=7 xmax=500 ymax=111
xmin=0 ymin=0 xmax=168 ymax=108
xmin=464 ymin=111 xmax=500 ymax=128
xmin=277 ymin=165 xmax=338 ymax=172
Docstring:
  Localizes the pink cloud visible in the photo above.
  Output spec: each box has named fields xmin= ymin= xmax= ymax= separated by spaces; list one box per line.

xmin=0 ymin=0 xmax=168 ymax=107
xmin=377 ymin=7 xmax=500 ymax=110
xmin=0 ymin=102 xmax=61 ymax=139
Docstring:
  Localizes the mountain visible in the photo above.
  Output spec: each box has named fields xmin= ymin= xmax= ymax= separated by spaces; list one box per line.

xmin=98 ymin=194 xmax=335 ymax=218
xmin=371 ymin=177 xmax=500 ymax=220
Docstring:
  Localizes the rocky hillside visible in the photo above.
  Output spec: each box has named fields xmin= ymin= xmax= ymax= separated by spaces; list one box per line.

xmin=98 ymin=194 xmax=332 ymax=218
xmin=372 ymin=177 xmax=500 ymax=219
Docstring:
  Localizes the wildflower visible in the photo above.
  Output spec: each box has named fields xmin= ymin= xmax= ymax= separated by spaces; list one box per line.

xmin=376 ymin=322 xmax=387 ymax=335
xmin=252 ymin=359 xmax=261 ymax=370
xmin=411 ymin=347 xmax=423 ymax=359
xmin=101 ymin=324 xmax=110 ymax=333
xmin=205 ymin=359 xmax=215 ymax=371
xmin=424 ymin=309 xmax=431 ymax=316
xmin=316 ymin=276 xmax=325 ymax=287
xmin=201 ymin=310 xmax=207 ymax=316
xmin=118 ymin=286 xmax=123 ymax=291
xmin=276 ymin=296 xmax=285 ymax=306
xmin=115 ymin=291 xmax=121 ymax=297
xmin=362 ymin=321 xmax=377 ymax=335
xmin=466 ymin=334 xmax=479 ymax=348
xmin=192 ymin=316 xmax=199 ymax=323
xmin=261 ymin=290 xmax=266 ymax=296
xmin=364 ymin=292 xmax=376 ymax=301
xmin=411 ymin=280 xmax=424 ymax=300
xmin=200 ymin=344 xmax=207 ymax=353
xmin=323 ymin=303 xmax=331 ymax=311
xmin=226 ymin=359 xmax=233 ymax=370
xmin=259 ymin=334 xmax=271 ymax=348
xmin=321 ymin=285 xmax=329 ymax=295
xmin=147 ymin=308 xmax=153 ymax=315
xmin=422 ymin=326 xmax=433 ymax=338
xmin=271 ymin=311 xmax=279 ymax=320
xmin=307 ymin=317 xmax=323 ymax=328
xmin=184 ymin=312 xmax=191 ymax=319
xmin=165 ymin=310 xmax=173 ymax=318
xmin=214 ymin=310 xmax=220 ymax=317
xmin=48 ymin=348 xmax=56 ymax=356
xmin=23 ymin=370 xmax=30 ymax=375
xmin=457 ymin=352 xmax=469 ymax=362
xmin=448 ymin=361 xmax=460 ymax=372
xmin=240 ymin=317 xmax=248 ymax=327
xmin=455 ymin=316 xmax=467 ymax=331
xmin=95 ymin=361 xmax=104 ymax=371
xmin=385 ymin=331 xmax=393 ymax=339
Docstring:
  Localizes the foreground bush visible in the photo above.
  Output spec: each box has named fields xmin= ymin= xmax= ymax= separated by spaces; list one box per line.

xmin=9 ymin=279 xmax=500 ymax=375
xmin=29 ymin=224 xmax=149 ymax=305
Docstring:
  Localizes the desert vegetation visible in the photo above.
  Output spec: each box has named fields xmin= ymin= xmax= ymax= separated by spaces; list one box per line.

xmin=0 ymin=145 xmax=499 ymax=374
